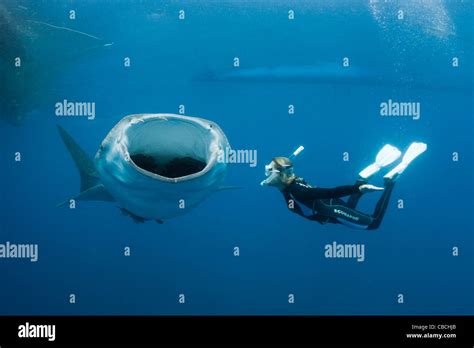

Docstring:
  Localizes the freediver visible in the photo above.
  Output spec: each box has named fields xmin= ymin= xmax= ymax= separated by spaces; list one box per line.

xmin=260 ymin=143 xmax=427 ymax=230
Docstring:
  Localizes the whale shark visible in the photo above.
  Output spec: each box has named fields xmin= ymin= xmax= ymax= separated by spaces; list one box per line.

xmin=197 ymin=63 xmax=470 ymax=92
xmin=196 ymin=63 xmax=471 ymax=91
xmin=58 ymin=113 xmax=233 ymax=223
xmin=0 ymin=2 xmax=112 ymax=125
xmin=201 ymin=64 xmax=374 ymax=85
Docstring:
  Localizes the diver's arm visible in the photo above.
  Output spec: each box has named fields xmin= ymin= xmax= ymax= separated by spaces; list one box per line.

xmin=282 ymin=192 xmax=319 ymax=221
xmin=283 ymin=191 xmax=310 ymax=215
xmin=291 ymin=181 xmax=361 ymax=200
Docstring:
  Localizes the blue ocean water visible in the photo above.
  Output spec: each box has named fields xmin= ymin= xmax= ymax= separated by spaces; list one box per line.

xmin=1 ymin=0 xmax=473 ymax=315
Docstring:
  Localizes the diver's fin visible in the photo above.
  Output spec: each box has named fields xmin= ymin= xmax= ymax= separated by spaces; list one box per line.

xmin=359 ymin=144 xmax=402 ymax=179
xmin=57 ymin=184 xmax=115 ymax=207
xmin=384 ymin=142 xmax=427 ymax=181
xmin=359 ymin=184 xmax=384 ymax=192
xmin=57 ymin=124 xmax=100 ymax=192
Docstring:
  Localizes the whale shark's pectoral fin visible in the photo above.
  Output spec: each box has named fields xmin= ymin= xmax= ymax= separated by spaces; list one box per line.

xmin=57 ymin=184 xmax=115 ymax=207
xmin=215 ymin=185 xmax=242 ymax=192
xmin=118 ymin=207 xmax=164 ymax=224
xmin=118 ymin=207 xmax=148 ymax=223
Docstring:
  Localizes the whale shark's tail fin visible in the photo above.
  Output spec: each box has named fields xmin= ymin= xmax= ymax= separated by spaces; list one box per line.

xmin=57 ymin=125 xmax=115 ymax=206
xmin=57 ymin=124 xmax=100 ymax=191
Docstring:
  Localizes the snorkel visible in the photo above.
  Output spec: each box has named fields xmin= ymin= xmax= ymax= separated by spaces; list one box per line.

xmin=290 ymin=145 xmax=305 ymax=158
xmin=260 ymin=146 xmax=304 ymax=186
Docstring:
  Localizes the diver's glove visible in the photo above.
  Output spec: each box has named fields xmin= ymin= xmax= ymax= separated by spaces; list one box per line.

xmin=358 ymin=184 xmax=384 ymax=193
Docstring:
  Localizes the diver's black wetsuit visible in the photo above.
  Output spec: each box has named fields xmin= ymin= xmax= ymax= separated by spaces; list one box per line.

xmin=282 ymin=178 xmax=395 ymax=230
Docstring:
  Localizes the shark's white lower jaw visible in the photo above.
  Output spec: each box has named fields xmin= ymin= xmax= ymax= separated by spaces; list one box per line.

xmin=124 ymin=115 xmax=218 ymax=182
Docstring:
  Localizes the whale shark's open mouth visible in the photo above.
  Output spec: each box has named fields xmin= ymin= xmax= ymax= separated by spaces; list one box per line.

xmin=126 ymin=117 xmax=213 ymax=179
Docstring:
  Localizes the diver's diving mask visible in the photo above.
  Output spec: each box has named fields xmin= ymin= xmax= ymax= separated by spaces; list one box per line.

xmin=260 ymin=162 xmax=281 ymax=186
xmin=261 ymin=161 xmax=294 ymax=186
xmin=264 ymin=163 xmax=279 ymax=177
xmin=260 ymin=146 xmax=303 ymax=187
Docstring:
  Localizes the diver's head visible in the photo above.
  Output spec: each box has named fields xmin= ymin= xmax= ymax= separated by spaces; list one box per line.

xmin=261 ymin=157 xmax=296 ymax=189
